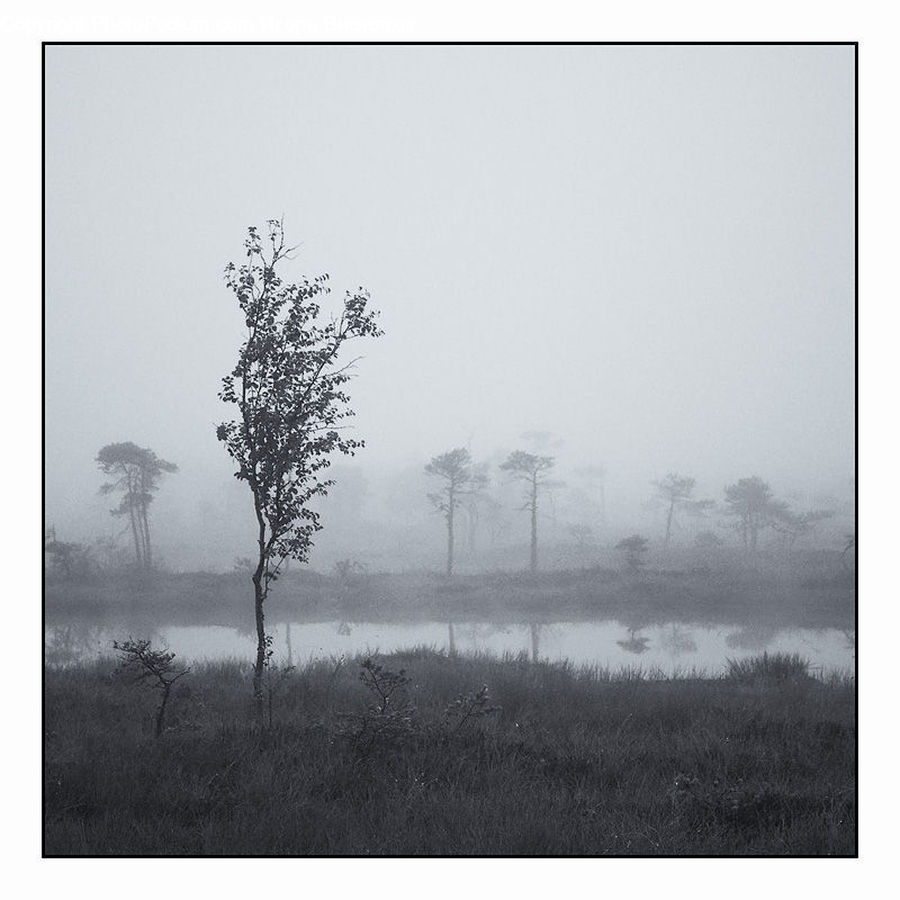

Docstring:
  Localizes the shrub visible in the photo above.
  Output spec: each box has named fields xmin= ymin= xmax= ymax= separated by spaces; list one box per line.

xmin=113 ymin=638 xmax=191 ymax=737
xmin=339 ymin=658 xmax=418 ymax=753
xmin=444 ymin=684 xmax=501 ymax=732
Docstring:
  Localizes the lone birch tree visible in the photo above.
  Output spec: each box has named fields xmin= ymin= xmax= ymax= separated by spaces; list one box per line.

xmin=500 ymin=450 xmax=555 ymax=573
xmin=425 ymin=447 xmax=487 ymax=576
xmin=216 ymin=220 xmax=382 ymax=712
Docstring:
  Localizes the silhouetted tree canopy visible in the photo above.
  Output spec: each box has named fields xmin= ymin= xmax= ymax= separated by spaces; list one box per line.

xmin=96 ymin=442 xmax=178 ymax=568
xmin=216 ymin=219 xmax=382 ymax=709
xmin=500 ymin=450 xmax=556 ymax=573
xmin=425 ymin=447 xmax=488 ymax=576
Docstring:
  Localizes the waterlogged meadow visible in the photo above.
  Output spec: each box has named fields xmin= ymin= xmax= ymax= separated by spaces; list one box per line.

xmin=45 ymin=619 xmax=855 ymax=677
xmin=44 ymin=648 xmax=856 ymax=856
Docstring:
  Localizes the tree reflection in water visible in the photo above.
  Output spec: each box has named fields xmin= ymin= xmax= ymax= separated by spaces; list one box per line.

xmin=725 ymin=625 xmax=777 ymax=652
xmin=617 ymin=628 xmax=650 ymax=655
xmin=530 ymin=623 xmax=540 ymax=662
xmin=661 ymin=624 xmax=697 ymax=658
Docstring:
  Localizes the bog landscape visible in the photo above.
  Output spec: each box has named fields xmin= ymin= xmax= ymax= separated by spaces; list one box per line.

xmin=44 ymin=45 xmax=855 ymax=856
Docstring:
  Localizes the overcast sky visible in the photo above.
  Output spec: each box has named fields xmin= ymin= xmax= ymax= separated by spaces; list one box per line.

xmin=44 ymin=44 xmax=854 ymax=546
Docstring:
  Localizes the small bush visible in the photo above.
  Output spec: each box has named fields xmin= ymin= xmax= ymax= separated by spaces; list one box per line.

xmin=339 ymin=658 xmax=418 ymax=752
xmin=444 ymin=684 xmax=501 ymax=732
xmin=113 ymin=638 xmax=191 ymax=737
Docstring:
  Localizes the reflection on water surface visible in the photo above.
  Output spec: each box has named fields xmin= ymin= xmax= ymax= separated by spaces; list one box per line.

xmin=45 ymin=619 xmax=855 ymax=675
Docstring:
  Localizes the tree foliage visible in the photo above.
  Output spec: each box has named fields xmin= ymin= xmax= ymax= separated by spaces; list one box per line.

xmin=653 ymin=473 xmax=714 ymax=546
xmin=113 ymin=639 xmax=190 ymax=738
xmin=425 ymin=447 xmax=488 ymax=575
xmin=96 ymin=442 xmax=178 ymax=568
xmin=770 ymin=507 xmax=835 ymax=551
xmin=722 ymin=476 xmax=787 ymax=552
xmin=499 ymin=450 xmax=556 ymax=573
xmin=216 ymin=219 xmax=382 ymax=706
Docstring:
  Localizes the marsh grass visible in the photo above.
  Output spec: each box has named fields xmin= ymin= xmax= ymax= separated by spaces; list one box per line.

xmin=725 ymin=651 xmax=812 ymax=684
xmin=44 ymin=649 xmax=855 ymax=856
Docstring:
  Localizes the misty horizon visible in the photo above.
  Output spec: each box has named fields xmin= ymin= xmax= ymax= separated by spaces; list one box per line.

xmin=44 ymin=44 xmax=854 ymax=573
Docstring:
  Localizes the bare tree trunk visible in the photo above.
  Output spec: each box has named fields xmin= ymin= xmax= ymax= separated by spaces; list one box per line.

xmin=252 ymin=571 xmax=266 ymax=719
xmin=446 ymin=500 xmax=455 ymax=577
xmin=251 ymin=490 xmax=269 ymax=723
xmin=155 ymin=683 xmax=171 ymax=738
xmin=664 ymin=499 xmax=675 ymax=547
xmin=141 ymin=503 xmax=153 ymax=569
xmin=530 ymin=476 xmax=538 ymax=574
xmin=128 ymin=499 xmax=143 ymax=567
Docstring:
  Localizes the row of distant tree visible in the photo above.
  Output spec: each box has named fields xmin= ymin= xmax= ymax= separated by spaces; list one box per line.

xmin=424 ymin=447 xmax=845 ymax=575
xmin=425 ymin=448 xmax=555 ymax=576
xmin=42 ymin=438 xmax=847 ymax=582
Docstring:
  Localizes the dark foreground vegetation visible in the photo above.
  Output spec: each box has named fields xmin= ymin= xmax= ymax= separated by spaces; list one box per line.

xmin=44 ymin=649 xmax=855 ymax=856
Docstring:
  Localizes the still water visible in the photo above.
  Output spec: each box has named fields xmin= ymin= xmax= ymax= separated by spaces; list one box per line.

xmin=45 ymin=620 xmax=855 ymax=675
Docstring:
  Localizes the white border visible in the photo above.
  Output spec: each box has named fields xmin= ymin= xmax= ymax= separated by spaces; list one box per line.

xmin=7 ymin=1 xmax=893 ymax=893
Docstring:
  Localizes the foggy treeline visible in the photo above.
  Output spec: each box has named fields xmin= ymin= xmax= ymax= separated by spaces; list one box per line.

xmin=44 ymin=439 xmax=855 ymax=577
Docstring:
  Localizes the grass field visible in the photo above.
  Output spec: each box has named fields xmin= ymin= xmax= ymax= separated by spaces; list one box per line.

xmin=44 ymin=648 xmax=856 ymax=856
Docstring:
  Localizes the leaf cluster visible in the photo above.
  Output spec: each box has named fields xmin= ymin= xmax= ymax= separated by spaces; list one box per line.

xmin=499 ymin=450 xmax=556 ymax=512
xmin=216 ymin=220 xmax=382 ymax=584
xmin=425 ymin=447 xmax=489 ymax=517
xmin=96 ymin=442 xmax=178 ymax=515
xmin=499 ymin=450 xmax=555 ymax=480
xmin=113 ymin=639 xmax=190 ymax=690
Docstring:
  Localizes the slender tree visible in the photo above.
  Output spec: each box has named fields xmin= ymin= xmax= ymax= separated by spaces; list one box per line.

xmin=425 ymin=447 xmax=487 ymax=576
xmin=722 ymin=476 xmax=786 ymax=552
xmin=216 ymin=220 xmax=382 ymax=714
xmin=499 ymin=450 xmax=555 ymax=573
xmin=770 ymin=507 xmax=835 ymax=552
xmin=96 ymin=442 xmax=177 ymax=568
xmin=652 ymin=473 xmax=714 ymax=546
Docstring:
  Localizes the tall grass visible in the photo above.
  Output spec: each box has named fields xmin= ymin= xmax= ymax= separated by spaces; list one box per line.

xmin=44 ymin=649 xmax=856 ymax=856
xmin=725 ymin=652 xmax=812 ymax=684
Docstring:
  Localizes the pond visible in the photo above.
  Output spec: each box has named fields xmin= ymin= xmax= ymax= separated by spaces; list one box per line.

xmin=44 ymin=619 xmax=856 ymax=676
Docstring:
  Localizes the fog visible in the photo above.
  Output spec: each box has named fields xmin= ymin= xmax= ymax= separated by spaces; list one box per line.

xmin=44 ymin=45 xmax=854 ymax=572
